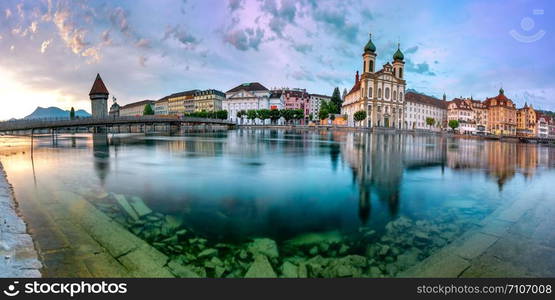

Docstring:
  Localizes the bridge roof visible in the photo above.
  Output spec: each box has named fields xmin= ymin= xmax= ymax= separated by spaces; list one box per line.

xmin=89 ymin=73 xmax=109 ymax=95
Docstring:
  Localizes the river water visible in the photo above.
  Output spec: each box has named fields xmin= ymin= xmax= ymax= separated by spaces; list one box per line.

xmin=0 ymin=129 xmax=553 ymax=277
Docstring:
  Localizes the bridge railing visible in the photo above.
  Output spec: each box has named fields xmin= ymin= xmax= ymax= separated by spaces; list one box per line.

xmin=0 ymin=116 xmax=234 ymax=131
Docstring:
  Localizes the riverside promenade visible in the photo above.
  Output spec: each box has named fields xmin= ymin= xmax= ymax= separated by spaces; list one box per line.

xmin=0 ymin=162 xmax=42 ymax=277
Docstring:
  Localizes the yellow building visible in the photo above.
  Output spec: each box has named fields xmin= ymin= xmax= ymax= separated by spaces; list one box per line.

xmin=167 ymin=90 xmax=198 ymax=115
xmin=484 ymin=88 xmax=516 ymax=136
xmin=516 ymin=103 xmax=536 ymax=137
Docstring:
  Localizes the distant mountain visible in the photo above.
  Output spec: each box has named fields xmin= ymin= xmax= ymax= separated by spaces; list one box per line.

xmin=23 ymin=106 xmax=91 ymax=120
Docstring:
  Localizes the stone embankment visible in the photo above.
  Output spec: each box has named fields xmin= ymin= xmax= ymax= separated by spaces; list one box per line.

xmin=0 ymin=162 xmax=42 ymax=277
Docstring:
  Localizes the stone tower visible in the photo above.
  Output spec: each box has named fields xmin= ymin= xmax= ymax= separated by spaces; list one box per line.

xmin=89 ymin=73 xmax=109 ymax=118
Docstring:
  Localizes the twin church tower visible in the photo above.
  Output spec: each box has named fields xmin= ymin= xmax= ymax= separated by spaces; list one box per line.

xmin=342 ymin=34 xmax=407 ymax=128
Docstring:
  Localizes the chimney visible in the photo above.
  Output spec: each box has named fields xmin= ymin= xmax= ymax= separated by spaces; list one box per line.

xmin=355 ymin=71 xmax=359 ymax=84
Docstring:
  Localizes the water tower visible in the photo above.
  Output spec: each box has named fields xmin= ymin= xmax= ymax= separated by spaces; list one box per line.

xmin=89 ymin=73 xmax=109 ymax=118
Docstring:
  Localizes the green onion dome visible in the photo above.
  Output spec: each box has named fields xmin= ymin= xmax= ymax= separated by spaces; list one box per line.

xmin=364 ymin=35 xmax=376 ymax=53
xmin=393 ymin=43 xmax=404 ymax=61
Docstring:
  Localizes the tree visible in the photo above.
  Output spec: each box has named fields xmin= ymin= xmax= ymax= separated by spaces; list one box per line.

xmin=330 ymin=87 xmax=342 ymax=114
xmin=269 ymin=109 xmax=281 ymax=125
xmin=319 ymin=107 xmax=329 ymax=121
xmin=246 ymin=109 xmax=258 ymax=124
xmin=258 ymin=109 xmax=271 ymax=125
xmin=426 ymin=117 xmax=435 ymax=127
xmin=354 ymin=110 xmax=367 ymax=127
xmin=280 ymin=109 xmax=294 ymax=125
xmin=70 ymin=107 xmax=75 ymax=120
xmin=448 ymin=120 xmax=460 ymax=131
xmin=342 ymin=88 xmax=347 ymax=102
xmin=236 ymin=110 xmax=246 ymax=124
xmin=293 ymin=109 xmax=304 ymax=124
xmin=216 ymin=110 xmax=228 ymax=120
xmin=143 ymin=104 xmax=154 ymax=115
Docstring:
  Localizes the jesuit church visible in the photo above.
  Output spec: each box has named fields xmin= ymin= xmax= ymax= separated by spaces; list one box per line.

xmin=342 ymin=35 xmax=407 ymax=128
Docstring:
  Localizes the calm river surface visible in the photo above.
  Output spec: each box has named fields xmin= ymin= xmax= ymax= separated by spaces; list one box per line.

xmin=1 ymin=129 xmax=554 ymax=277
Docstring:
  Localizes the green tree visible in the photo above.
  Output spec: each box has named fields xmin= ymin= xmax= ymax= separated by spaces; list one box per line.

xmin=330 ymin=87 xmax=342 ymax=114
xmin=426 ymin=117 xmax=435 ymax=127
xmin=293 ymin=109 xmax=304 ymax=124
xmin=216 ymin=110 xmax=228 ymax=120
xmin=236 ymin=110 xmax=246 ymax=124
xmin=258 ymin=109 xmax=271 ymax=125
xmin=269 ymin=109 xmax=281 ymax=125
xmin=448 ymin=120 xmax=460 ymax=131
xmin=143 ymin=104 xmax=154 ymax=115
xmin=69 ymin=107 xmax=75 ymax=120
xmin=246 ymin=109 xmax=258 ymax=124
xmin=354 ymin=110 xmax=367 ymax=127
xmin=280 ymin=109 xmax=294 ymax=125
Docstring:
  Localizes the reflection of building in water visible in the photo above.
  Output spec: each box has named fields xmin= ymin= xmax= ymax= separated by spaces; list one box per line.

xmin=446 ymin=138 xmax=489 ymax=170
xmin=402 ymin=135 xmax=446 ymax=169
xmin=446 ymin=139 xmax=543 ymax=189
xmin=92 ymin=133 xmax=110 ymax=185
xmin=342 ymin=133 xmax=405 ymax=220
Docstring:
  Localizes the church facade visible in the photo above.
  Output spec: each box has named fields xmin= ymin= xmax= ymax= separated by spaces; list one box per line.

xmin=342 ymin=35 xmax=407 ymax=128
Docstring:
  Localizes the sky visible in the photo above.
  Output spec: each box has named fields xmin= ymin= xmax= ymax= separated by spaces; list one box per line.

xmin=0 ymin=0 xmax=554 ymax=120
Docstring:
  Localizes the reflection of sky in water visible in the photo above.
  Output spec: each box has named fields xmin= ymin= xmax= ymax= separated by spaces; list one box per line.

xmin=1 ymin=130 xmax=554 ymax=242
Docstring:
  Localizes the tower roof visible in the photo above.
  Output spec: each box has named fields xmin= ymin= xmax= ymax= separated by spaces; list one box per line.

xmin=364 ymin=34 xmax=376 ymax=53
xmin=393 ymin=43 xmax=404 ymax=61
xmin=89 ymin=73 xmax=109 ymax=95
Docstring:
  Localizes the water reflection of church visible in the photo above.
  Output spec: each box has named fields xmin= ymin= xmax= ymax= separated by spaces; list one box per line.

xmin=340 ymin=132 xmax=554 ymax=223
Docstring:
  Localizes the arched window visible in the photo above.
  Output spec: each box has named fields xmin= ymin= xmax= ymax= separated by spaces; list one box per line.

xmin=385 ymin=87 xmax=390 ymax=99
xmin=399 ymin=92 xmax=403 ymax=102
xmin=399 ymin=68 xmax=403 ymax=78
xmin=363 ymin=61 xmax=366 ymax=73
xmin=370 ymin=60 xmax=374 ymax=72
xmin=368 ymin=87 xmax=373 ymax=98
xmin=378 ymin=88 xmax=382 ymax=99
xmin=393 ymin=91 xmax=397 ymax=100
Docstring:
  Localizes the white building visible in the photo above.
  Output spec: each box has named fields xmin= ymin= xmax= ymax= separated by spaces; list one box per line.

xmin=120 ymin=100 xmax=155 ymax=117
xmin=154 ymin=97 xmax=169 ymax=115
xmin=405 ymin=92 xmax=447 ymax=131
xmin=309 ymin=94 xmax=331 ymax=120
xmin=536 ymin=113 xmax=550 ymax=138
xmin=223 ymin=82 xmax=270 ymax=122
xmin=268 ymin=90 xmax=285 ymax=110
xmin=342 ymin=35 xmax=407 ymax=128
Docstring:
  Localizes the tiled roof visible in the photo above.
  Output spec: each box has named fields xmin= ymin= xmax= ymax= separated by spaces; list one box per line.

xmin=309 ymin=94 xmax=331 ymax=99
xmin=405 ymin=92 xmax=447 ymax=109
xmin=484 ymin=93 xmax=515 ymax=108
xmin=89 ymin=73 xmax=109 ymax=95
xmin=226 ymin=82 xmax=269 ymax=93
xmin=448 ymin=98 xmax=473 ymax=110
xmin=346 ymin=80 xmax=361 ymax=97
xmin=269 ymin=91 xmax=283 ymax=98
xmin=167 ymin=90 xmax=199 ymax=99
xmin=120 ymin=100 xmax=155 ymax=109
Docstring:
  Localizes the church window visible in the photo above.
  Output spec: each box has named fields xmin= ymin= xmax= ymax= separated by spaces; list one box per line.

xmin=399 ymin=92 xmax=403 ymax=101
xmin=368 ymin=87 xmax=373 ymax=98
xmin=363 ymin=61 xmax=366 ymax=73
xmin=393 ymin=91 xmax=397 ymax=100
xmin=370 ymin=61 xmax=374 ymax=72
xmin=378 ymin=88 xmax=382 ymax=99
xmin=400 ymin=68 xmax=403 ymax=78
xmin=385 ymin=87 xmax=390 ymax=99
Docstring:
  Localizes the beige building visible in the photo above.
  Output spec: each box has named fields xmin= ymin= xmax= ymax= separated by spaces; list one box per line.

xmin=484 ymin=88 xmax=517 ymax=136
xmin=342 ymin=35 xmax=407 ymax=128
xmin=516 ymin=103 xmax=536 ymax=137
xmin=119 ymin=100 xmax=155 ymax=117
xmin=191 ymin=89 xmax=225 ymax=113
xmin=154 ymin=97 xmax=169 ymax=115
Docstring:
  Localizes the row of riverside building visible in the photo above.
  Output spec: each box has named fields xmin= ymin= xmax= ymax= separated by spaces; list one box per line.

xmin=105 ymin=80 xmax=331 ymax=123
xmin=340 ymin=34 xmax=555 ymax=138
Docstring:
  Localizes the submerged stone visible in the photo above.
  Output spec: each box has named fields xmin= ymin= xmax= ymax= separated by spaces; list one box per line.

xmin=285 ymin=230 xmax=343 ymax=247
xmin=198 ymin=248 xmax=218 ymax=258
xmin=244 ymin=255 xmax=277 ymax=278
xmin=113 ymin=193 xmax=139 ymax=221
xmin=247 ymin=238 xmax=279 ymax=258
xmin=167 ymin=260 xmax=201 ymax=278
xmin=129 ymin=196 xmax=153 ymax=217
xmin=281 ymin=261 xmax=298 ymax=278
